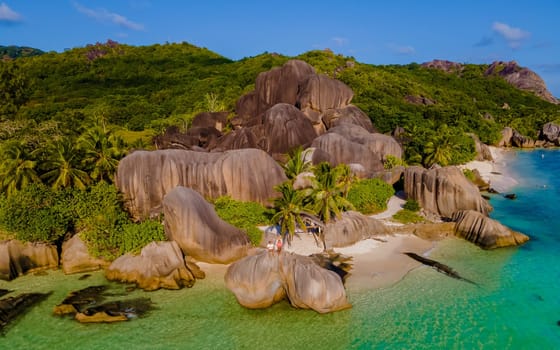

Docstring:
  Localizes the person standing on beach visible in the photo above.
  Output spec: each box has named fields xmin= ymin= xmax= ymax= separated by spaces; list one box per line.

xmin=276 ymin=237 xmax=283 ymax=253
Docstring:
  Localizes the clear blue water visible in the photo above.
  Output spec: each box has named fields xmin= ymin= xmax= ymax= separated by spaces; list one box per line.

xmin=1 ymin=149 xmax=560 ymax=349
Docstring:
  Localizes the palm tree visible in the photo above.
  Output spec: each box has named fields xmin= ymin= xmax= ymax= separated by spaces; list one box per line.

xmin=310 ymin=163 xmax=355 ymax=224
xmin=282 ymin=146 xmax=313 ymax=181
xmin=423 ymin=125 xmax=460 ymax=167
xmin=270 ymin=182 xmax=313 ymax=246
xmin=0 ymin=140 xmax=40 ymax=196
xmin=41 ymin=138 xmax=90 ymax=190
xmin=78 ymin=126 xmax=126 ymax=183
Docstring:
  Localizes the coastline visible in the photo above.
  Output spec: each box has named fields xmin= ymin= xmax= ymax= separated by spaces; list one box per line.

xmin=204 ymin=147 xmax=517 ymax=295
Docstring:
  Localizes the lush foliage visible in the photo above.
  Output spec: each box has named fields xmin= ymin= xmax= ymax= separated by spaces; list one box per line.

xmin=1 ymin=45 xmax=44 ymax=59
xmin=213 ymin=196 xmax=269 ymax=246
xmin=403 ymin=199 xmax=420 ymax=212
xmin=0 ymin=182 xmax=166 ymax=258
xmin=383 ymin=155 xmax=406 ymax=169
xmin=347 ymin=178 xmax=395 ymax=214
xmin=392 ymin=209 xmax=425 ymax=224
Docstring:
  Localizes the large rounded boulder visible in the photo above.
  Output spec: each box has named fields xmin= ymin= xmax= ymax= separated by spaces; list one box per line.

xmin=116 ymin=148 xmax=287 ymax=220
xmin=225 ymin=251 xmax=351 ymax=313
xmin=404 ymin=166 xmax=492 ymax=218
xmin=162 ymin=187 xmax=251 ymax=264
xmin=0 ymin=240 xmax=58 ymax=281
xmin=323 ymin=211 xmax=390 ymax=248
xmin=61 ymin=234 xmax=109 ymax=274
xmin=452 ymin=210 xmax=529 ymax=249
xmin=321 ymin=105 xmax=375 ymax=132
xmin=106 ymin=241 xmax=197 ymax=291
xmin=236 ymin=59 xmax=316 ymax=120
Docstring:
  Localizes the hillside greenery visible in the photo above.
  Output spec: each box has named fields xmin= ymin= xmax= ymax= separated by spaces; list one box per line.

xmin=1 ymin=40 xmax=559 ymax=250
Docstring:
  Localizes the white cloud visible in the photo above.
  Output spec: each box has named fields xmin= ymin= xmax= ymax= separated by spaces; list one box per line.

xmin=74 ymin=2 xmax=144 ymax=31
xmin=0 ymin=2 xmax=22 ymax=22
xmin=388 ymin=43 xmax=415 ymax=55
xmin=492 ymin=21 xmax=530 ymax=48
xmin=331 ymin=37 xmax=348 ymax=46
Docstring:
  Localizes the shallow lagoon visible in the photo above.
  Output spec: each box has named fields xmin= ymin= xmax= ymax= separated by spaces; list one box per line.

xmin=2 ymin=149 xmax=560 ymax=349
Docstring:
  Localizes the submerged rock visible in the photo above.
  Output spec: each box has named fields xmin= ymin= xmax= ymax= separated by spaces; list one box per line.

xmin=452 ymin=210 xmax=529 ymax=249
xmin=54 ymin=285 xmax=155 ymax=324
xmin=0 ymin=292 xmax=51 ymax=333
xmin=225 ymin=251 xmax=351 ymax=313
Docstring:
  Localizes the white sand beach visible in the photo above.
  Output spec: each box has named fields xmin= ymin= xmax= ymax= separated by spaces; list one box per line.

xmin=203 ymin=148 xmax=517 ymax=292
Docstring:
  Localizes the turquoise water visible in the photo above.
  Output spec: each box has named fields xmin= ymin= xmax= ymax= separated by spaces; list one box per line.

xmin=2 ymin=150 xmax=560 ymax=349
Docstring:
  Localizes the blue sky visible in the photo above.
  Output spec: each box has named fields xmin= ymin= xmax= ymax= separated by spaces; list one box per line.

xmin=2 ymin=0 xmax=559 ymax=96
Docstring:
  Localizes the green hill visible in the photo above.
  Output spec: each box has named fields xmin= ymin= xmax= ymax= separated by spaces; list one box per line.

xmin=1 ymin=40 xmax=559 ymax=160
xmin=0 ymin=45 xmax=44 ymax=59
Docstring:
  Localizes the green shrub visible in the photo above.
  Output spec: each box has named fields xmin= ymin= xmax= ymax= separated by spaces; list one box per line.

xmin=392 ymin=209 xmax=424 ymax=224
xmin=119 ymin=219 xmax=166 ymax=255
xmin=383 ymin=155 xmax=406 ymax=170
xmin=403 ymin=199 xmax=420 ymax=212
xmin=347 ymin=178 xmax=395 ymax=214
xmin=213 ymin=196 xmax=269 ymax=246
xmin=463 ymin=168 xmax=476 ymax=182
xmin=0 ymin=184 xmax=72 ymax=243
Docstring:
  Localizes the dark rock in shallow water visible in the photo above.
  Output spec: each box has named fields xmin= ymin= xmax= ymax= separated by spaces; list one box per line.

xmin=504 ymin=193 xmax=517 ymax=200
xmin=54 ymin=285 xmax=155 ymax=323
xmin=0 ymin=292 xmax=51 ymax=333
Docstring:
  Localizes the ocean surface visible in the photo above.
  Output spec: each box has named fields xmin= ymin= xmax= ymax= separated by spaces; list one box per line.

xmin=2 ymin=149 xmax=560 ymax=349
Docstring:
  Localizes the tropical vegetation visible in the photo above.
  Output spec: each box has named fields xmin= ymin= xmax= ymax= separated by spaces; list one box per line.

xmin=1 ymin=40 xmax=559 ymax=253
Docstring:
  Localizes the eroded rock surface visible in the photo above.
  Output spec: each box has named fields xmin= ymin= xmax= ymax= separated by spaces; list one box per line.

xmin=61 ymin=234 xmax=109 ymax=275
xmin=116 ymin=148 xmax=286 ymax=220
xmin=323 ymin=211 xmax=390 ymax=248
xmin=453 ymin=210 xmax=529 ymax=249
xmin=163 ymin=187 xmax=251 ymax=264
xmin=106 ymin=241 xmax=197 ymax=291
xmin=404 ymin=166 xmax=492 ymax=218
xmin=225 ymin=251 xmax=351 ymax=313
xmin=0 ymin=240 xmax=58 ymax=281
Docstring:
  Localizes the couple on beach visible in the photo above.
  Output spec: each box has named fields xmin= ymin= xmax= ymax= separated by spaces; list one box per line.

xmin=267 ymin=237 xmax=283 ymax=253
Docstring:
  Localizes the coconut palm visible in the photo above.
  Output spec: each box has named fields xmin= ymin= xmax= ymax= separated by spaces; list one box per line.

xmin=423 ymin=125 xmax=461 ymax=167
xmin=270 ymin=182 xmax=313 ymax=246
xmin=310 ymin=163 xmax=355 ymax=224
xmin=0 ymin=140 xmax=40 ymax=196
xmin=78 ymin=126 xmax=126 ymax=183
xmin=282 ymin=146 xmax=313 ymax=180
xmin=41 ymin=138 xmax=90 ymax=190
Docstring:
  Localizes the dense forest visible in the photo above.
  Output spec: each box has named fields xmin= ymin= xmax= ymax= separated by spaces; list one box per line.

xmin=1 ymin=40 xmax=559 ymax=253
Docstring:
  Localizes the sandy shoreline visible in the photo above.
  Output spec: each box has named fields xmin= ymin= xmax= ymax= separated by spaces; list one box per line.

xmin=203 ymin=147 xmax=517 ymax=293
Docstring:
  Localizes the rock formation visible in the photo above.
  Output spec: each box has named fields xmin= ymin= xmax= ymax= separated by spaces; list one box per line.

xmin=0 ymin=240 xmax=58 ymax=281
xmin=452 ymin=210 xmax=529 ymax=249
xmin=485 ymin=61 xmax=558 ymax=104
xmin=61 ymin=234 xmax=109 ymax=274
xmin=469 ymin=133 xmax=493 ymax=161
xmin=404 ymin=166 xmax=492 ymax=218
xmin=323 ymin=211 xmax=390 ymax=248
xmin=53 ymin=285 xmax=155 ymax=323
xmin=116 ymin=148 xmax=287 ymax=220
xmin=311 ymin=123 xmax=403 ymax=178
xmin=162 ymin=187 xmax=251 ymax=264
xmin=153 ymin=125 xmax=222 ymax=150
xmin=321 ymin=105 xmax=376 ymax=132
xmin=236 ymin=59 xmax=316 ymax=120
xmin=421 ymin=59 xmax=464 ymax=73
xmin=225 ymin=251 xmax=351 ymax=313
xmin=106 ymin=241 xmax=197 ymax=290
xmin=511 ymin=129 xmax=535 ymax=148
xmin=1 ymin=292 xmax=51 ymax=332
xmin=539 ymin=122 xmax=560 ymax=146
xmin=497 ymin=127 xmax=514 ymax=147
xmin=191 ymin=111 xmax=228 ymax=132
